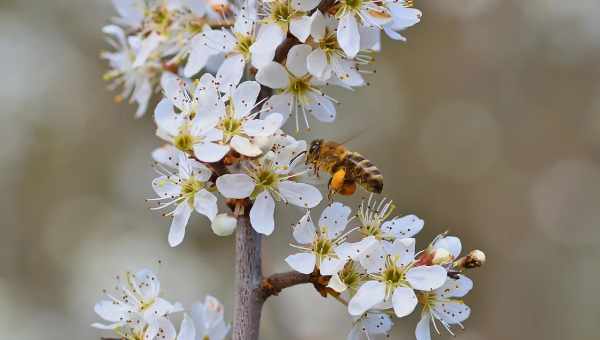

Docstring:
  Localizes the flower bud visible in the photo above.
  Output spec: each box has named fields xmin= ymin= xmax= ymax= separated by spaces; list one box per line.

xmin=455 ymin=249 xmax=486 ymax=269
xmin=210 ymin=214 xmax=237 ymax=236
xmin=431 ymin=248 xmax=452 ymax=265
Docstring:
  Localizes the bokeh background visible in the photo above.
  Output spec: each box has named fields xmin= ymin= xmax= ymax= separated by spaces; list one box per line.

xmin=1 ymin=0 xmax=599 ymax=339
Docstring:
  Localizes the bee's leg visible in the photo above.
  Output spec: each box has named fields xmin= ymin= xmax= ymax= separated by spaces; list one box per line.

xmin=328 ymin=168 xmax=346 ymax=200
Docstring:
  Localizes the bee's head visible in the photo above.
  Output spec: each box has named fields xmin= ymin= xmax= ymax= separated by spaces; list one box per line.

xmin=306 ymin=139 xmax=323 ymax=163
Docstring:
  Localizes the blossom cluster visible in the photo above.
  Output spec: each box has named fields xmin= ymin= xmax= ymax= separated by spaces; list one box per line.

xmin=98 ymin=1 xmax=486 ymax=340
xmin=102 ymin=0 xmax=420 ymax=246
xmin=284 ymin=196 xmax=485 ymax=339
xmin=92 ymin=268 xmax=229 ymax=340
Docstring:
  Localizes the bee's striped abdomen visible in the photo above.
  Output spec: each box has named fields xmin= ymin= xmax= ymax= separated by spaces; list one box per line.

xmin=345 ymin=152 xmax=383 ymax=193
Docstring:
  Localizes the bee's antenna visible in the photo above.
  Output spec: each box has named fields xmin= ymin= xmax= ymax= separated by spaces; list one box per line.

xmin=289 ymin=150 xmax=307 ymax=165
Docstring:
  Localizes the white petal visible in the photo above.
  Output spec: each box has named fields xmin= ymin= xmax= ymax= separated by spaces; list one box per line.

xmin=161 ymin=72 xmax=191 ymax=112
xmin=436 ymin=274 xmax=473 ymax=298
xmin=231 ymin=135 xmax=263 ymax=157
xmin=250 ymin=24 xmax=285 ymax=68
xmin=306 ymin=94 xmax=336 ymax=122
xmin=292 ymin=0 xmax=320 ymax=12
xmin=216 ymin=54 xmax=245 ymax=93
xmin=348 ymin=281 xmax=386 ymax=316
xmin=433 ymin=236 xmax=462 ymax=259
xmin=250 ymin=191 xmax=275 ymax=235
xmin=279 ymin=181 xmax=323 ymax=208
xmin=331 ymin=58 xmax=364 ymax=87
xmin=203 ymin=29 xmax=236 ymax=52
xmin=292 ymin=210 xmax=317 ymax=244
xmin=358 ymin=240 xmax=386 ymax=274
xmin=260 ymin=94 xmax=292 ymax=123
xmin=319 ymin=202 xmax=351 ymax=239
xmin=134 ymin=32 xmax=161 ymax=67
xmin=94 ymin=300 xmax=127 ymax=322
xmin=290 ymin=16 xmax=312 ymax=43
xmin=273 ymin=139 xmax=307 ymax=171
xmin=391 ymin=286 xmax=418 ymax=317
xmin=327 ymin=274 xmax=347 ymax=293
xmin=337 ymin=14 xmax=360 ymax=58
xmin=133 ymin=77 xmax=152 ymax=117
xmin=152 ymin=145 xmax=181 ymax=169
xmin=242 ymin=113 xmax=283 ymax=137
xmin=232 ymin=81 xmax=261 ymax=118
xmin=168 ymin=203 xmax=193 ymax=247
xmin=255 ymin=62 xmax=289 ymax=89
xmin=111 ymin=0 xmax=144 ymax=27
xmin=310 ymin=10 xmax=326 ymax=40
xmin=286 ymin=44 xmax=311 ymax=77
xmin=178 ymin=314 xmax=196 ymax=340
xmin=319 ymin=256 xmax=346 ymax=275
xmin=406 ymin=265 xmax=447 ymax=291
xmin=381 ymin=214 xmax=424 ymax=239
xmin=359 ymin=26 xmax=381 ymax=51
xmin=432 ymin=300 xmax=471 ymax=324
xmin=387 ymin=238 xmax=415 ymax=267
xmin=415 ymin=314 xmax=432 ymax=340
xmin=154 ymin=98 xmax=183 ymax=138
xmin=194 ymin=189 xmax=218 ymax=221
xmin=143 ymin=298 xmax=178 ymax=323
xmin=285 ymin=253 xmax=316 ymax=274
xmin=193 ymin=142 xmax=229 ymax=163
xmin=362 ymin=311 xmax=394 ymax=335
xmin=340 ymin=236 xmax=379 ymax=261
xmin=216 ymin=174 xmax=255 ymax=199
xmin=134 ymin=268 xmax=160 ymax=301
xmin=184 ymin=37 xmax=212 ymax=77
xmin=307 ymin=48 xmax=328 ymax=79
xmin=152 ymin=175 xmax=181 ymax=199
xmin=388 ymin=5 xmax=422 ymax=30
xmin=194 ymin=73 xmax=222 ymax=114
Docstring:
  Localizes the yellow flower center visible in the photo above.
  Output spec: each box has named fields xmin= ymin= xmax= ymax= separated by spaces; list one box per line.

xmin=234 ymin=33 xmax=254 ymax=60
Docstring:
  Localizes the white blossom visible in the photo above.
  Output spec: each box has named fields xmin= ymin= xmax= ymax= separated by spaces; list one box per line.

xmin=190 ymin=295 xmax=231 ymax=340
xmin=92 ymin=268 xmax=183 ymax=339
xmin=150 ymin=153 xmax=218 ymax=246
xmin=216 ymin=139 xmax=322 ymax=234
xmin=155 ymin=73 xmax=230 ymax=163
xmin=102 ymin=25 xmax=158 ymax=117
xmin=348 ymin=238 xmax=447 ymax=318
xmin=415 ymin=275 xmax=473 ymax=340
xmin=257 ymin=44 xmax=337 ymax=130
xmin=307 ymin=10 xmax=367 ymax=87
xmin=347 ymin=310 xmax=393 ymax=340
xmin=198 ymin=77 xmax=284 ymax=157
xmin=357 ymin=195 xmax=424 ymax=248
xmin=258 ymin=0 xmax=314 ymax=43
xmin=286 ymin=203 xmax=372 ymax=275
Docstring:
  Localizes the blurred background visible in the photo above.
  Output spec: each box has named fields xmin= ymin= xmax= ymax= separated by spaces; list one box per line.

xmin=1 ymin=0 xmax=599 ymax=339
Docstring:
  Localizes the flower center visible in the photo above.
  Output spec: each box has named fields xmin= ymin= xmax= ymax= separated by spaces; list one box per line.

xmin=338 ymin=261 xmax=362 ymax=289
xmin=220 ymin=115 xmax=243 ymax=138
xmin=417 ymin=291 xmax=435 ymax=309
xmin=313 ymin=235 xmax=334 ymax=257
xmin=149 ymin=5 xmax=172 ymax=35
xmin=270 ymin=1 xmax=294 ymax=24
xmin=339 ymin=0 xmax=363 ymax=13
xmin=181 ymin=177 xmax=204 ymax=205
xmin=319 ymin=31 xmax=341 ymax=56
xmin=255 ymin=170 xmax=279 ymax=191
xmin=382 ymin=265 xmax=405 ymax=285
xmin=174 ymin=132 xmax=195 ymax=152
xmin=234 ymin=33 xmax=254 ymax=60
xmin=360 ymin=223 xmax=382 ymax=239
xmin=287 ymin=76 xmax=313 ymax=104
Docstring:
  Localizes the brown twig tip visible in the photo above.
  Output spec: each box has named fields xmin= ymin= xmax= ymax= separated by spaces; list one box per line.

xmin=260 ymin=270 xmax=332 ymax=300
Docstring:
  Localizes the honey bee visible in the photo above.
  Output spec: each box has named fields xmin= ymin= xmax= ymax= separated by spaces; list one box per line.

xmin=299 ymin=139 xmax=383 ymax=198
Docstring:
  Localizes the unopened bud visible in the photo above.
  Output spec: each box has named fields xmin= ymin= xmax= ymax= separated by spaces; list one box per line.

xmin=454 ymin=249 xmax=486 ymax=269
xmin=432 ymin=248 xmax=452 ymax=265
xmin=210 ymin=213 xmax=237 ymax=236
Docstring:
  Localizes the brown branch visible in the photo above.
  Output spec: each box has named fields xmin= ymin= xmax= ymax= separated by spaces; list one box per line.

xmin=261 ymin=270 xmax=333 ymax=300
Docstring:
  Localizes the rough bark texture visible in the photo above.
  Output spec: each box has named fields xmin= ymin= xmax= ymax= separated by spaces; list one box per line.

xmin=232 ymin=215 xmax=264 ymax=340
